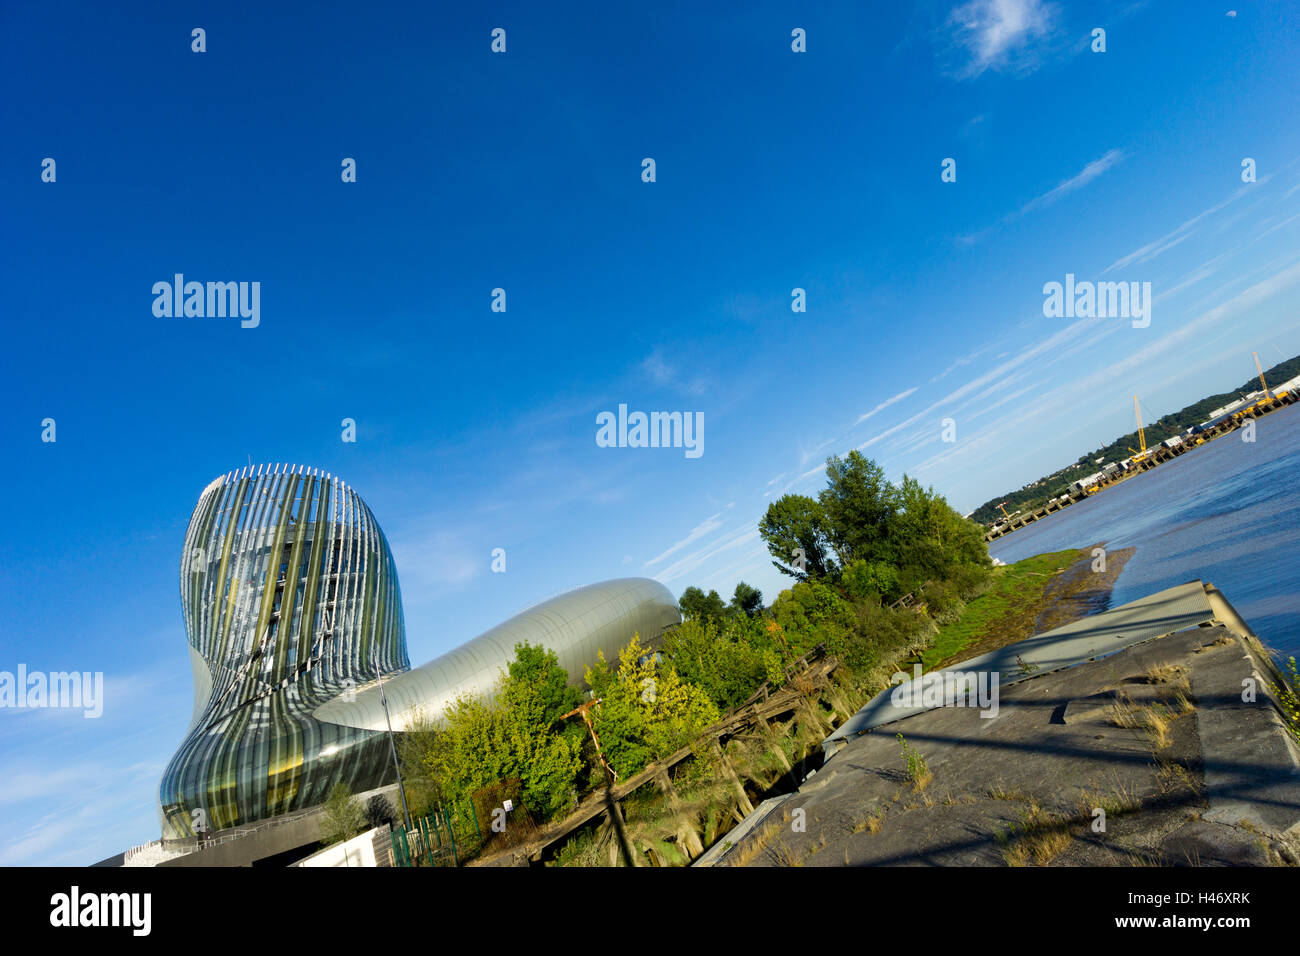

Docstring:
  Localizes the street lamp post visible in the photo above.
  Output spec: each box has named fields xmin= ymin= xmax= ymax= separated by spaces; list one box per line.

xmin=373 ymin=654 xmax=413 ymax=832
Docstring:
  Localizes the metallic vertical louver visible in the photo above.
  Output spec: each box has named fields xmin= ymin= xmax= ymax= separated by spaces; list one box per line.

xmin=159 ymin=466 xmax=408 ymax=839
xmin=159 ymin=466 xmax=682 ymax=840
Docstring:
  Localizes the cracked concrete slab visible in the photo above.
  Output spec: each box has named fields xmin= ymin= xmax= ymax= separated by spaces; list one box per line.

xmin=824 ymin=580 xmax=1217 ymax=755
xmin=704 ymin=603 xmax=1300 ymax=867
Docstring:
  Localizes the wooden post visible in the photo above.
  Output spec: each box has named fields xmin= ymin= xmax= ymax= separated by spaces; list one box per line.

xmin=711 ymin=739 xmax=755 ymax=817
xmin=655 ymin=769 xmax=704 ymax=859
xmin=759 ymin=717 xmax=792 ymax=772
xmin=605 ymin=784 xmax=638 ymax=867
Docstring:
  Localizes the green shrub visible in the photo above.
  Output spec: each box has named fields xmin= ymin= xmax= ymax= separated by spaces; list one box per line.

xmin=320 ymin=783 xmax=368 ymax=846
xmin=584 ymin=635 xmax=721 ymax=780
xmin=663 ymin=618 xmax=780 ymax=711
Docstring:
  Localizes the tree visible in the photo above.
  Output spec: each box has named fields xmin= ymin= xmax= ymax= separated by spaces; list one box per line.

xmin=759 ymin=494 xmax=838 ymax=580
xmin=818 ymin=451 xmax=897 ymax=568
xmin=584 ymin=634 xmax=720 ymax=780
xmin=502 ymin=642 xmax=583 ymax=733
xmin=679 ymin=586 xmax=728 ymax=624
xmin=407 ymin=644 xmax=584 ymax=822
xmin=770 ymin=579 xmax=857 ymax=660
xmin=729 ymin=581 xmax=764 ymax=617
xmin=364 ymin=794 xmax=397 ymax=831
xmin=663 ymin=617 xmax=781 ymax=711
xmin=320 ymin=783 xmax=368 ymax=846
xmin=395 ymin=711 xmax=441 ymax=817
xmin=889 ymin=475 xmax=988 ymax=582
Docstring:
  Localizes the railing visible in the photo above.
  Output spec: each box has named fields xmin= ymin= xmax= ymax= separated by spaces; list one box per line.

xmin=389 ymin=803 xmax=481 ymax=867
xmin=127 ymin=805 xmax=327 ymax=865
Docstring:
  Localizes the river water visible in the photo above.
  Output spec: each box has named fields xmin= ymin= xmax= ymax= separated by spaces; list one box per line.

xmin=988 ymin=402 xmax=1300 ymax=660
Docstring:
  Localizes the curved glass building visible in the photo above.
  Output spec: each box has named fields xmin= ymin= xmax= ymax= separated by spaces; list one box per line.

xmin=160 ymin=465 xmax=680 ymax=838
xmin=159 ymin=465 xmax=409 ymax=839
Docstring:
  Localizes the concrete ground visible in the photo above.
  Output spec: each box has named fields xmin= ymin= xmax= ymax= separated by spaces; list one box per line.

xmin=712 ymin=624 xmax=1300 ymax=867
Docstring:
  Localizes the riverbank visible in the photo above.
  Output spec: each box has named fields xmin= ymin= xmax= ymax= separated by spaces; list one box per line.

xmin=921 ymin=545 xmax=1135 ymax=670
xmin=706 ymin=580 xmax=1300 ymax=868
xmin=547 ymin=547 xmax=1142 ymax=866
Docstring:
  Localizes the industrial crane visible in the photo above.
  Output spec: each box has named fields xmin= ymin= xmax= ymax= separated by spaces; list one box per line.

xmin=1126 ymin=395 xmax=1150 ymax=463
xmin=1255 ymin=351 xmax=1271 ymax=398
xmin=1235 ymin=351 xmax=1277 ymax=421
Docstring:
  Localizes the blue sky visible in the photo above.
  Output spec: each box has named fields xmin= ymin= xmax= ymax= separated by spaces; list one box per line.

xmin=3 ymin=0 xmax=1300 ymax=864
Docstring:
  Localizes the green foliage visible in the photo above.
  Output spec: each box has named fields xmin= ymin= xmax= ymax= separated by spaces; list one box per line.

xmin=1272 ymin=656 xmax=1300 ymax=746
xmin=404 ymin=643 xmax=584 ymax=822
xmin=851 ymin=599 xmax=927 ymax=669
xmin=679 ymin=582 xmax=765 ymax=627
xmin=897 ymin=733 xmax=930 ymax=789
xmin=678 ymin=586 xmax=728 ymax=624
xmin=841 ymin=559 xmax=899 ymax=603
xmin=394 ymin=710 xmax=448 ymax=818
xmin=919 ymin=579 xmax=966 ymax=625
xmin=320 ymin=783 xmax=368 ymax=847
xmin=502 ymin=641 xmax=583 ymax=732
xmin=553 ymin=826 xmax=605 ymax=867
xmin=663 ymin=617 xmax=782 ymax=711
xmin=770 ymin=579 xmax=857 ymax=660
xmin=364 ymin=794 xmax=397 ymax=831
xmin=729 ymin=581 xmax=764 ymax=617
xmin=584 ymin=634 xmax=721 ymax=780
xmin=759 ymin=494 xmax=838 ymax=580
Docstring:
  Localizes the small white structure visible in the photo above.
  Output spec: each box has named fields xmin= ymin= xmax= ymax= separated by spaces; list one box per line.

xmin=123 ymin=840 xmax=194 ymax=867
xmin=294 ymin=826 xmax=392 ymax=867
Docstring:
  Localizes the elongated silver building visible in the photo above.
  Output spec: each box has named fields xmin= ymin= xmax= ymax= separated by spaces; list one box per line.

xmin=314 ymin=577 xmax=681 ymax=732
xmin=159 ymin=465 xmax=679 ymax=838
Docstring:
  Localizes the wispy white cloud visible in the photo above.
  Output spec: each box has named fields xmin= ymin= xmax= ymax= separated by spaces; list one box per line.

xmin=944 ymin=0 xmax=1058 ymax=78
xmin=1103 ymin=180 xmax=1265 ymax=273
xmin=1019 ymin=149 xmax=1125 ymax=216
xmin=653 ymin=524 xmax=760 ymax=584
xmin=855 ymin=387 xmax=919 ymax=426
xmin=931 ymin=345 xmax=992 ymax=382
xmin=858 ymin=418 xmax=914 ymax=452
xmin=644 ymin=513 xmax=724 ymax=567
xmin=641 ymin=348 xmax=708 ymax=396
xmin=797 ymin=436 xmax=838 ymax=468
xmin=960 ymin=149 xmax=1124 ymax=244
xmin=390 ymin=528 xmax=481 ymax=597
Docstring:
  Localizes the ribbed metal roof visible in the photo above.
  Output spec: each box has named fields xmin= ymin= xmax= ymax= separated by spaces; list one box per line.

xmin=314 ymin=577 xmax=681 ymax=731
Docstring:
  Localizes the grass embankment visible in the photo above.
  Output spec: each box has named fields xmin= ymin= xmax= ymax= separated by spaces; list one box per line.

xmin=920 ymin=545 xmax=1134 ymax=671
xmin=919 ymin=550 xmax=1079 ymax=670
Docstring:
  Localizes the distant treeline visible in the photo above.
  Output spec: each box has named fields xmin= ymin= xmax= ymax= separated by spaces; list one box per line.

xmin=969 ymin=353 xmax=1300 ymax=525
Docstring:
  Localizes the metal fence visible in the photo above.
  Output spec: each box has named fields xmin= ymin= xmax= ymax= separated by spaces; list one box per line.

xmin=390 ymin=802 xmax=481 ymax=867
